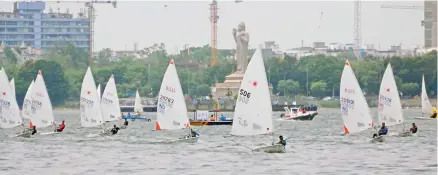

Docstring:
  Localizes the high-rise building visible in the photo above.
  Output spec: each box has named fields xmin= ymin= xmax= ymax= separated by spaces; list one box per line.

xmin=0 ymin=1 xmax=89 ymax=50
xmin=424 ymin=0 xmax=437 ymax=48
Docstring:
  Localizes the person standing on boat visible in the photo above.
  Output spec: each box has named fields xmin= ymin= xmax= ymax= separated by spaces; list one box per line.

xmin=409 ymin=123 xmax=417 ymax=134
xmin=55 ymin=120 xmax=65 ymax=132
xmin=121 ymin=113 xmax=126 ymax=119
xmin=110 ymin=125 xmax=120 ymax=135
xmin=277 ymin=136 xmax=286 ymax=146
xmin=373 ymin=123 xmax=388 ymax=138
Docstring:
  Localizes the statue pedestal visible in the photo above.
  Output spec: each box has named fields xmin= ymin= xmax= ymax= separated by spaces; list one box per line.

xmin=212 ymin=72 xmax=273 ymax=99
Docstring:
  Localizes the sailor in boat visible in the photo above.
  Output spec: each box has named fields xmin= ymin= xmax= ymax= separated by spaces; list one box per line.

xmin=372 ymin=123 xmax=388 ymax=138
xmin=121 ymin=113 xmax=126 ymax=119
xmin=209 ymin=115 xmax=215 ymax=121
xmin=277 ymin=136 xmax=286 ymax=146
xmin=55 ymin=120 xmax=65 ymax=132
xmin=431 ymin=111 xmax=437 ymax=118
xmin=123 ymin=118 xmax=128 ymax=127
xmin=190 ymin=128 xmax=199 ymax=137
xmin=31 ymin=125 xmax=37 ymax=135
xmin=220 ymin=113 xmax=228 ymax=121
xmin=110 ymin=125 xmax=120 ymax=135
xmin=409 ymin=123 xmax=418 ymax=134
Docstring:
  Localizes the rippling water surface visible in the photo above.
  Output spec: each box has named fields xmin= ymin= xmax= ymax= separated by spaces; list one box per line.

xmin=0 ymin=108 xmax=436 ymax=175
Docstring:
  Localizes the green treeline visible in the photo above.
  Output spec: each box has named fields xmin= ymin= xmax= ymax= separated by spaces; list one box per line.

xmin=1 ymin=43 xmax=436 ymax=107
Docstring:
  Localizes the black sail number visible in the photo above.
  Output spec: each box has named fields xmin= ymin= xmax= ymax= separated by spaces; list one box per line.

xmin=238 ymin=89 xmax=251 ymax=104
xmin=238 ymin=117 xmax=248 ymax=127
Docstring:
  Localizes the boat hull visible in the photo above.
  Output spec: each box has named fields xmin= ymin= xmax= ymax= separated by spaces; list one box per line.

xmin=157 ymin=136 xmax=199 ymax=144
xmin=190 ymin=120 xmax=233 ymax=126
xmin=398 ymin=131 xmax=413 ymax=137
xmin=122 ymin=116 xmax=148 ymax=120
xmin=40 ymin=131 xmax=61 ymax=135
xmin=285 ymin=112 xmax=318 ymax=121
xmin=13 ymin=131 xmax=31 ymax=138
xmin=371 ymin=136 xmax=385 ymax=143
xmin=253 ymin=144 xmax=286 ymax=153
xmin=414 ymin=117 xmax=434 ymax=120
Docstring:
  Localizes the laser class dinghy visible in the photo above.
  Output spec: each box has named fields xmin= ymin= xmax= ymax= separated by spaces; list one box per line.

xmin=100 ymin=74 xmax=123 ymax=131
xmin=339 ymin=61 xmax=380 ymax=142
xmin=31 ymin=71 xmax=59 ymax=136
xmin=415 ymin=75 xmax=435 ymax=120
xmin=0 ymin=68 xmax=28 ymax=138
xmin=80 ymin=67 xmax=108 ymax=137
xmin=378 ymin=63 xmax=410 ymax=137
xmin=229 ymin=48 xmax=285 ymax=153
xmin=155 ymin=59 xmax=198 ymax=144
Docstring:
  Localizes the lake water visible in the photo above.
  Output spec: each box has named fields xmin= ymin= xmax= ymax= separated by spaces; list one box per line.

xmin=0 ymin=108 xmax=436 ymax=175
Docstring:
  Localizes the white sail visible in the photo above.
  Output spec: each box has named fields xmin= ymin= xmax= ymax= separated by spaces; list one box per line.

xmin=421 ymin=75 xmax=433 ymax=117
xmin=80 ymin=67 xmax=104 ymax=128
xmin=97 ymin=84 xmax=101 ymax=100
xmin=22 ymin=80 xmax=34 ymax=119
xmin=101 ymin=74 xmax=121 ymax=122
xmin=30 ymin=71 xmax=54 ymax=129
xmin=0 ymin=68 xmax=22 ymax=128
xmin=231 ymin=48 xmax=273 ymax=136
xmin=156 ymin=59 xmax=189 ymax=130
xmin=9 ymin=78 xmax=15 ymax=98
xmin=134 ymin=89 xmax=143 ymax=113
xmin=378 ymin=63 xmax=403 ymax=126
xmin=340 ymin=60 xmax=374 ymax=134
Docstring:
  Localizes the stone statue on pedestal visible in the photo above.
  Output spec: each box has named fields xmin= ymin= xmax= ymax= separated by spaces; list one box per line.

xmin=232 ymin=22 xmax=249 ymax=73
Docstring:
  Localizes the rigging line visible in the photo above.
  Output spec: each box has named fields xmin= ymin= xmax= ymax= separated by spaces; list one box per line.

xmin=222 ymin=136 xmax=254 ymax=151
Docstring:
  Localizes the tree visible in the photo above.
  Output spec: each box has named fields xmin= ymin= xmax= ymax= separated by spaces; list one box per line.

xmin=310 ymin=81 xmax=327 ymax=97
xmin=400 ymin=82 xmax=419 ymax=96
xmin=16 ymin=60 xmax=69 ymax=106
xmin=277 ymin=80 xmax=300 ymax=96
xmin=195 ymin=84 xmax=211 ymax=96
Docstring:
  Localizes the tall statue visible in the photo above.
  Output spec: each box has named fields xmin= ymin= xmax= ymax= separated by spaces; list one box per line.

xmin=232 ymin=22 xmax=249 ymax=73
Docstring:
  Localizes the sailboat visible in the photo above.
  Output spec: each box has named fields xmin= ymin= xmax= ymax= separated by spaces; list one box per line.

xmin=9 ymin=78 xmax=15 ymax=98
xmin=80 ymin=67 xmax=106 ymax=135
xmin=97 ymin=84 xmax=101 ymax=100
xmin=131 ymin=89 xmax=146 ymax=120
xmin=30 ymin=71 xmax=57 ymax=135
xmin=0 ymin=68 xmax=26 ymax=137
xmin=415 ymin=75 xmax=435 ymax=120
xmin=228 ymin=48 xmax=282 ymax=153
xmin=339 ymin=60 xmax=377 ymax=141
xmin=22 ymin=80 xmax=34 ymax=120
xmin=378 ymin=63 xmax=408 ymax=137
xmin=100 ymin=74 xmax=122 ymax=130
xmin=155 ymin=59 xmax=196 ymax=143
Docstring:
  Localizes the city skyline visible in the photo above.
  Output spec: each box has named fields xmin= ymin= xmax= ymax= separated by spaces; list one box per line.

xmin=0 ymin=0 xmax=427 ymax=52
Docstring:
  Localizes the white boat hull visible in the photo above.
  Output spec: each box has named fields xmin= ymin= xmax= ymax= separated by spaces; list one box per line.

xmin=253 ymin=144 xmax=286 ymax=153
xmin=414 ymin=117 xmax=433 ymax=120
xmin=40 ymin=131 xmax=60 ymax=135
xmin=398 ymin=131 xmax=413 ymax=137
xmin=371 ymin=136 xmax=385 ymax=143
xmin=157 ymin=136 xmax=199 ymax=144
xmin=13 ymin=131 xmax=31 ymax=138
xmin=120 ymin=125 xmax=127 ymax=129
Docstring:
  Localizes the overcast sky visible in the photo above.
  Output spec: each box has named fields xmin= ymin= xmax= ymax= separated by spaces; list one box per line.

xmin=0 ymin=0 xmax=426 ymax=52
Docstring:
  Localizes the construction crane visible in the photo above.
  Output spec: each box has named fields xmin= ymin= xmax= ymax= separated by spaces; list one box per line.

xmin=354 ymin=0 xmax=362 ymax=60
xmin=209 ymin=0 xmax=218 ymax=67
xmin=46 ymin=0 xmax=117 ymax=67
xmin=209 ymin=0 xmax=242 ymax=67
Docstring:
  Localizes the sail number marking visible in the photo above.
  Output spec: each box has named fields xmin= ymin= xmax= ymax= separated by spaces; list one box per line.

xmin=159 ymin=95 xmax=174 ymax=108
xmin=341 ymin=97 xmax=354 ymax=116
xmin=238 ymin=89 xmax=251 ymax=104
xmin=237 ymin=117 xmax=248 ymax=127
